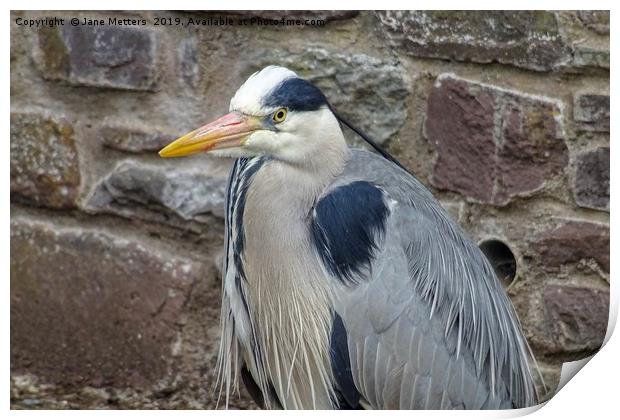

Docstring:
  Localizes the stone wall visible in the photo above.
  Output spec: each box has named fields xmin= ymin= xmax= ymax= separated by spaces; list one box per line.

xmin=10 ymin=10 xmax=609 ymax=409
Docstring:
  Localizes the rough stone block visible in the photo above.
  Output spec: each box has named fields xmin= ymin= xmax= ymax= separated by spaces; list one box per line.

xmin=574 ymin=93 xmax=610 ymax=132
xmin=542 ymin=285 xmax=609 ymax=354
xmin=532 ymin=220 xmax=609 ymax=273
xmin=427 ymin=75 xmax=568 ymax=205
xmin=85 ymin=159 xmax=229 ymax=223
xmin=375 ymin=11 xmax=571 ymax=72
xmin=10 ymin=112 xmax=80 ymax=208
xmin=179 ymin=36 xmax=198 ymax=89
xmin=100 ymin=123 xmax=179 ymax=153
xmin=255 ymin=48 xmax=410 ymax=144
xmin=577 ymin=11 xmax=610 ymax=35
xmin=573 ymin=147 xmax=609 ymax=211
xmin=571 ymin=47 xmax=610 ymax=70
xmin=37 ymin=25 xmax=160 ymax=91
xmin=10 ymin=218 xmax=208 ymax=388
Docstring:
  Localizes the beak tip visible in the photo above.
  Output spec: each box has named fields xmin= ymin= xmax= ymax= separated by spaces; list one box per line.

xmin=158 ymin=145 xmax=173 ymax=158
xmin=158 ymin=112 xmax=256 ymax=159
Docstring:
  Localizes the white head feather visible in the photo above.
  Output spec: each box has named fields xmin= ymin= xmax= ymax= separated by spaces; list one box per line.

xmin=220 ymin=66 xmax=348 ymax=166
xmin=230 ymin=66 xmax=298 ymax=115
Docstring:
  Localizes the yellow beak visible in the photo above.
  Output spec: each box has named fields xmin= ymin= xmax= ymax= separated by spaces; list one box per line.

xmin=159 ymin=112 xmax=262 ymax=158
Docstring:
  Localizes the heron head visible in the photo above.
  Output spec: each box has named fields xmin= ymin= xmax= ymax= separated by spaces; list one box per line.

xmin=159 ymin=66 xmax=344 ymax=163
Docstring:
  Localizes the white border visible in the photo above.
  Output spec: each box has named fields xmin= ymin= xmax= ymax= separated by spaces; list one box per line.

xmin=5 ymin=2 xmax=616 ymax=418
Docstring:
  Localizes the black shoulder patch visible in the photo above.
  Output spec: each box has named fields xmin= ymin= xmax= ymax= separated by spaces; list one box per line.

xmin=263 ymin=77 xmax=328 ymax=112
xmin=330 ymin=313 xmax=362 ymax=409
xmin=311 ymin=181 xmax=389 ymax=284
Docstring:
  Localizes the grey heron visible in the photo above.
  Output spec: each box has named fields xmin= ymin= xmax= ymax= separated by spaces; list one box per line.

xmin=159 ymin=66 xmax=540 ymax=409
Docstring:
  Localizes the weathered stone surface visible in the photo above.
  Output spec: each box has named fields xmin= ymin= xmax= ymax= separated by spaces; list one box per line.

xmin=532 ymin=220 xmax=609 ymax=273
xmin=427 ymin=75 xmax=568 ymax=205
xmin=85 ymin=159 xmax=229 ymax=222
xmin=10 ymin=112 xmax=80 ymax=208
xmin=577 ymin=11 xmax=610 ymax=35
xmin=37 ymin=26 xmax=160 ymax=91
xmin=542 ymin=285 xmax=609 ymax=354
xmin=10 ymin=218 xmax=206 ymax=388
xmin=375 ymin=11 xmax=571 ymax=71
xmin=100 ymin=123 xmax=179 ymax=153
xmin=571 ymin=46 xmax=610 ymax=70
xmin=10 ymin=370 xmax=256 ymax=409
xmin=573 ymin=147 xmax=609 ymax=211
xmin=178 ymin=36 xmax=198 ymax=89
xmin=255 ymin=48 xmax=409 ymax=144
xmin=536 ymin=363 xmax=562 ymax=402
xmin=574 ymin=93 xmax=610 ymax=132
xmin=11 ymin=262 xmax=257 ymax=410
xmin=438 ymin=199 xmax=463 ymax=224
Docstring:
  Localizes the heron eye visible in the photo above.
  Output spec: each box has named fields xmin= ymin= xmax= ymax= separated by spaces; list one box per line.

xmin=272 ymin=108 xmax=287 ymax=124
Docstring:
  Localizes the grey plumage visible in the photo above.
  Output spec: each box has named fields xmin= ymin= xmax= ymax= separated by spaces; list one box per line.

xmin=331 ymin=151 xmax=536 ymax=408
xmin=159 ymin=66 xmax=540 ymax=410
xmin=217 ymin=150 xmax=539 ymax=409
xmin=324 ymin=150 xmax=537 ymax=409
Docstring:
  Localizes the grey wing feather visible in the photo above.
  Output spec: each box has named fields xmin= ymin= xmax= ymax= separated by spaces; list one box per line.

xmin=328 ymin=149 xmax=537 ymax=410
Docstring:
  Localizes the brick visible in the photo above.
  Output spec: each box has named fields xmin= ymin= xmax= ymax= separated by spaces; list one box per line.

xmin=542 ymin=285 xmax=609 ymax=354
xmin=428 ymin=76 xmax=496 ymax=203
xmin=10 ymin=112 xmax=80 ymax=208
xmin=427 ymin=75 xmax=568 ymax=205
xmin=10 ymin=218 xmax=208 ymax=388
xmin=37 ymin=26 xmax=160 ymax=91
xmin=574 ymin=93 xmax=610 ymax=132
xmin=573 ymin=147 xmax=609 ymax=211
xmin=100 ymin=123 xmax=179 ymax=153
xmin=533 ymin=220 xmax=609 ymax=273
xmin=85 ymin=159 xmax=229 ymax=223
xmin=375 ymin=11 xmax=571 ymax=72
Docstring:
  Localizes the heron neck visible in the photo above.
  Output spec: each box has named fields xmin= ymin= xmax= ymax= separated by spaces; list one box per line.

xmin=276 ymin=153 xmax=348 ymax=205
xmin=251 ymin=140 xmax=349 ymax=216
xmin=239 ymin=146 xmax=348 ymax=409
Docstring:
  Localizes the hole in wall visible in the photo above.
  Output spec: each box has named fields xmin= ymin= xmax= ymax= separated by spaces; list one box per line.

xmin=479 ymin=239 xmax=517 ymax=289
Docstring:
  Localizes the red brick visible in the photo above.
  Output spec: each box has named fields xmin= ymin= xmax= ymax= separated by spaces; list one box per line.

xmin=533 ymin=220 xmax=609 ymax=272
xmin=427 ymin=75 xmax=568 ymax=205
xmin=542 ymin=285 xmax=609 ymax=354
xmin=573 ymin=147 xmax=609 ymax=211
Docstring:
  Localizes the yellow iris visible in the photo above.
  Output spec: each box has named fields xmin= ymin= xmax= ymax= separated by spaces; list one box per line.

xmin=272 ymin=108 xmax=287 ymax=123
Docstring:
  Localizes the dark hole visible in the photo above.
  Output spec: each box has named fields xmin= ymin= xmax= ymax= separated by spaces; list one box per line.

xmin=479 ymin=239 xmax=517 ymax=289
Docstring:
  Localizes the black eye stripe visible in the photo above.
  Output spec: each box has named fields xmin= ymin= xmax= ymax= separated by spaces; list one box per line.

xmin=263 ymin=77 xmax=328 ymax=112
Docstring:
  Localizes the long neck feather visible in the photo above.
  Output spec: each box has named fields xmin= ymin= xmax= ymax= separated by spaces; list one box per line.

xmin=217 ymin=124 xmax=349 ymax=409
